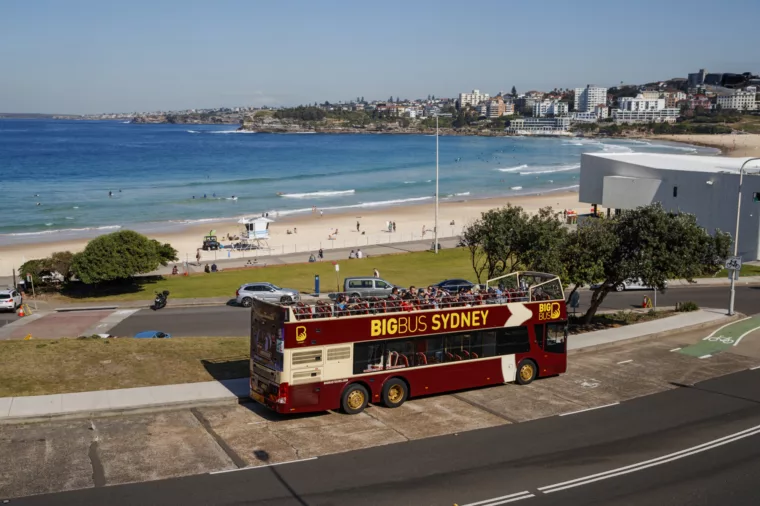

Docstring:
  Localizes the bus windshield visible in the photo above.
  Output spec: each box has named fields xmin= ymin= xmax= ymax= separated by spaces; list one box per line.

xmin=251 ymin=302 xmax=285 ymax=372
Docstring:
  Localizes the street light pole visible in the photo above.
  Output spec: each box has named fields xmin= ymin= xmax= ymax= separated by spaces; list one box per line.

xmin=728 ymin=157 xmax=760 ymax=316
xmin=435 ymin=115 xmax=439 ymax=254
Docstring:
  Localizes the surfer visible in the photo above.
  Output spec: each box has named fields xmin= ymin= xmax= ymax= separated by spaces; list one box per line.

xmin=108 ymin=191 xmax=113 ymax=197
xmin=276 ymin=192 xmax=284 ymax=196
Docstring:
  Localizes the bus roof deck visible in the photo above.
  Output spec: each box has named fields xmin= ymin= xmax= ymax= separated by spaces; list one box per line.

xmin=268 ymin=271 xmax=564 ymax=321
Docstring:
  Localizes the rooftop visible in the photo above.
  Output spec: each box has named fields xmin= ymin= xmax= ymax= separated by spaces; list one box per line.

xmin=583 ymin=152 xmax=760 ymax=174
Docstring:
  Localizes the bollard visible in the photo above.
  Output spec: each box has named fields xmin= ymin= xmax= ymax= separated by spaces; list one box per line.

xmin=315 ymin=274 xmax=320 ymax=295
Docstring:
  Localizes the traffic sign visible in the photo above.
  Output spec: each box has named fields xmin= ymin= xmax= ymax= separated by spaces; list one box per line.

xmin=725 ymin=256 xmax=742 ymax=271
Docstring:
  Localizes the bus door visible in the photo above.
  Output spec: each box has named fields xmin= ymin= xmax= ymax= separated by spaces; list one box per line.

xmin=534 ymin=322 xmax=568 ymax=376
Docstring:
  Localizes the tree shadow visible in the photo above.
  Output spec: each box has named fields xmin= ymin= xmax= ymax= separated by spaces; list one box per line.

xmin=59 ymin=276 xmax=164 ymax=299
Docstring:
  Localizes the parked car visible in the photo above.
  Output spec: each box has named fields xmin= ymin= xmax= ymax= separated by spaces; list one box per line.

xmin=0 ymin=288 xmax=22 ymax=312
xmin=236 ymin=282 xmax=300 ymax=307
xmin=134 ymin=330 xmax=171 ymax=339
xmin=434 ymin=279 xmax=480 ymax=294
xmin=591 ymin=279 xmax=669 ymax=292
xmin=342 ymin=277 xmax=397 ymax=298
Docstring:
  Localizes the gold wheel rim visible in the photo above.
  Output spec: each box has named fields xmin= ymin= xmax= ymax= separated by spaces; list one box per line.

xmin=519 ymin=364 xmax=534 ymax=382
xmin=347 ymin=389 xmax=365 ymax=410
xmin=388 ymin=385 xmax=403 ymax=404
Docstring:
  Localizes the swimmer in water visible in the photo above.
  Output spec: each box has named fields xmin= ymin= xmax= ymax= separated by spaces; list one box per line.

xmin=108 ymin=191 xmax=113 ymax=197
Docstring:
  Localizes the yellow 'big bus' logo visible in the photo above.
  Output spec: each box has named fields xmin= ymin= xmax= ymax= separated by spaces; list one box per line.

xmin=296 ymin=326 xmax=307 ymax=342
xmin=538 ymin=302 xmax=561 ymax=320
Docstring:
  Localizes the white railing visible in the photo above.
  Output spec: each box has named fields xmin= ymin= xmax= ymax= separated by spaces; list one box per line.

xmin=196 ymin=227 xmax=463 ymax=262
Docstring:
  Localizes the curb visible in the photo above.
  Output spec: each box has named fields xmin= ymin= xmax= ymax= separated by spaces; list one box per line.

xmin=55 ymin=306 xmax=119 ymax=312
xmin=0 ymin=395 xmax=248 ymax=426
xmin=569 ymin=311 xmax=744 ymax=355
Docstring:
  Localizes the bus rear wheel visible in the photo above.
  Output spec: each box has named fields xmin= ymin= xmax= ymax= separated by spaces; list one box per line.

xmin=342 ymin=383 xmax=369 ymax=414
xmin=516 ymin=359 xmax=537 ymax=385
xmin=382 ymin=378 xmax=408 ymax=408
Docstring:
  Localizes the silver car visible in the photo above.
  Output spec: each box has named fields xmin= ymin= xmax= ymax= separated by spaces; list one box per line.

xmin=343 ymin=277 xmax=396 ymax=298
xmin=0 ymin=288 xmax=22 ymax=312
xmin=236 ymin=282 xmax=300 ymax=307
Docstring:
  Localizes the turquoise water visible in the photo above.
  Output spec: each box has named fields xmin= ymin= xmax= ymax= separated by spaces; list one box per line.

xmin=0 ymin=119 xmax=718 ymax=245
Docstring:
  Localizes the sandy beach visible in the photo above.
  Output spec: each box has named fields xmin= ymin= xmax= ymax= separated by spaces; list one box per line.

xmin=0 ymin=192 xmax=585 ymax=276
xmin=647 ymin=133 xmax=760 ymax=158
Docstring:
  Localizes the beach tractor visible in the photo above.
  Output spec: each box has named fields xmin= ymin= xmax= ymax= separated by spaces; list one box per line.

xmin=202 ymin=235 xmax=220 ymax=251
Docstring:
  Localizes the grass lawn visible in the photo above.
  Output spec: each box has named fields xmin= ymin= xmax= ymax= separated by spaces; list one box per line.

xmin=0 ymin=337 xmax=249 ymax=397
xmin=712 ymin=263 xmax=760 ymax=278
xmin=57 ymin=247 xmax=476 ymax=302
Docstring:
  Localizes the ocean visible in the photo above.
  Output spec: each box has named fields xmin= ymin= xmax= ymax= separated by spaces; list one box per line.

xmin=0 ymin=119 xmax=718 ymax=245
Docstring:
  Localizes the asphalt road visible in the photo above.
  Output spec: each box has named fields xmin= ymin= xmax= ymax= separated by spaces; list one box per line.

xmin=11 ymin=367 xmax=760 ymax=505
xmin=108 ymin=285 xmax=760 ymax=337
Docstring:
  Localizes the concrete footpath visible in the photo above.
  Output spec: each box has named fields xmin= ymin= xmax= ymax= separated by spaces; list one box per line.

xmin=0 ymin=308 xmax=736 ymax=423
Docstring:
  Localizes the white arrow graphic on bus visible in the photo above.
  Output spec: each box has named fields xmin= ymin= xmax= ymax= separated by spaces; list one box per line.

xmin=505 ymin=303 xmax=532 ymax=327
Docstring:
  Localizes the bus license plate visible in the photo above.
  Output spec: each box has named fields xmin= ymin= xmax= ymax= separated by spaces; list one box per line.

xmin=252 ymin=392 xmax=265 ymax=404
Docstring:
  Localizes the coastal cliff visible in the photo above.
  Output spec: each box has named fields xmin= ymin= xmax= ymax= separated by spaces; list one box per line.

xmin=131 ymin=114 xmax=239 ymax=125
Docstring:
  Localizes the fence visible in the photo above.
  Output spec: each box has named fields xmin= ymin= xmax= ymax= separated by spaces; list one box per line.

xmin=196 ymin=227 xmax=463 ymax=263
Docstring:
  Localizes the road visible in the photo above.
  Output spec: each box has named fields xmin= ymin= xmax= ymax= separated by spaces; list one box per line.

xmin=108 ymin=285 xmax=760 ymax=337
xmin=11 ymin=367 xmax=760 ymax=505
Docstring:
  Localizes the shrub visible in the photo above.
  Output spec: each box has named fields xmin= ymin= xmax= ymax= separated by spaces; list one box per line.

xmin=677 ymin=301 xmax=700 ymax=312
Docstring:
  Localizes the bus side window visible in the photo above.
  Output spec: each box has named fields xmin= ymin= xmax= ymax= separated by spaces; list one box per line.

xmin=469 ymin=330 xmax=497 ymax=359
xmin=445 ymin=334 xmax=465 ymax=361
xmin=416 ymin=336 xmax=444 ymax=365
xmin=545 ymin=323 xmax=567 ymax=353
xmin=353 ymin=342 xmax=384 ymax=374
xmin=495 ymin=327 xmax=531 ymax=355
xmin=385 ymin=338 xmax=415 ymax=369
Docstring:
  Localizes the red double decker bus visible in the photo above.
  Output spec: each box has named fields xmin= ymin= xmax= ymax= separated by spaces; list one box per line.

xmin=250 ymin=271 xmax=568 ymax=415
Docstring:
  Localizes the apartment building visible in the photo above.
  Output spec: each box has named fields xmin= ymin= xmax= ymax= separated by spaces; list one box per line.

xmin=618 ymin=95 xmax=666 ymax=112
xmin=532 ymin=99 xmax=568 ymax=117
xmin=506 ymin=117 xmax=571 ymax=134
xmin=612 ymin=108 xmax=680 ymax=124
xmin=486 ymin=97 xmax=507 ymax=118
xmin=665 ymin=91 xmax=687 ymax=108
xmin=574 ymin=85 xmax=608 ymax=112
xmin=458 ymin=89 xmax=490 ymax=108
xmin=572 ymin=105 xmax=608 ymax=123
xmin=716 ymin=91 xmax=757 ymax=111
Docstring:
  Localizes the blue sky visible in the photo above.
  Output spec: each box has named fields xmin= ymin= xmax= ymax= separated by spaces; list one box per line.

xmin=1 ymin=0 xmax=759 ymax=114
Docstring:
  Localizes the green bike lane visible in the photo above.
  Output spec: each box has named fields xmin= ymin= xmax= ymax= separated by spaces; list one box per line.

xmin=679 ymin=314 xmax=760 ymax=358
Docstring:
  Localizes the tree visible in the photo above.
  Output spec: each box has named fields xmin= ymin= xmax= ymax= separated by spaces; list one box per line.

xmin=72 ymin=230 xmax=178 ymax=284
xmin=48 ymin=251 xmax=75 ymax=282
xmin=511 ymin=86 xmax=517 ymax=98
xmin=574 ymin=204 xmax=730 ymax=323
xmin=462 ymin=205 xmax=566 ymax=283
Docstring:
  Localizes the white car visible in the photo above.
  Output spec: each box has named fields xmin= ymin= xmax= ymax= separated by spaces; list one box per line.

xmin=236 ymin=283 xmax=300 ymax=307
xmin=591 ymin=279 xmax=668 ymax=292
xmin=0 ymin=288 xmax=22 ymax=312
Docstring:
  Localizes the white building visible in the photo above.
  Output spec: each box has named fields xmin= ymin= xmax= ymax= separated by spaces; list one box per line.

xmin=612 ymin=108 xmax=680 ymax=123
xmin=575 ymin=85 xmax=608 ymax=112
xmin=579 ymin=152 xmax=760 ymax=260
xmin=716 ymin=91 xmax=757 ymax=111
xmin=571 ymin=104 xmax=609 ymax=123
xmin=618 ymin=95 xmax=666 ymax=111
xmin=532 ymin=99 xmax=569 ymax=117
xmin=506 ymin=117 xmax=571 ymax=135
xmin=477 ymin=103 xmax=488 ymax=117
xmin=459 ymin=89 xmax=490 ymax=108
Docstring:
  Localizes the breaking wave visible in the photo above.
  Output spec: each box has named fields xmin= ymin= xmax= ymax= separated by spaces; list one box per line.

xmin=279 ymin=189 xmax=356 ymax=198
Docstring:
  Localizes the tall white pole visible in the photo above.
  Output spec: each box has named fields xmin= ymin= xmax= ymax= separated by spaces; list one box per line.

xmin=435 ymin=115 xmax=439 ymax=254
xmin=729 ymin=157 xmax=760 ymax=316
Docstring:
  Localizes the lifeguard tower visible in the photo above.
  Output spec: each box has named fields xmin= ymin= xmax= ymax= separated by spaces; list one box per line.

xmin=237 ymin=217 xmax=272 ymax=250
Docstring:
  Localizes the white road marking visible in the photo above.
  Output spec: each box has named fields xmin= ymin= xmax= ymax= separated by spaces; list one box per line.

xmin=460 ymin=491 xmax=534 ymax=506
xmin=209 ymin=456 xmax=317 ymax=475
xmin=538 ymin=424 xmax=760 ymax=494
xmin=704 ymin=316 xmax=752 ymax=340
xmin=733 ymin=325 xmax=760 ymax=347
xmin=699 ymin=354 xmax=712 ymax=359
xmin=559 ymin=402 xmax=619 ymax=417
xmin=669 ymin=348 xmax=682 ymax=352
xmin=617 ymin=359 xmax=633 ymax=365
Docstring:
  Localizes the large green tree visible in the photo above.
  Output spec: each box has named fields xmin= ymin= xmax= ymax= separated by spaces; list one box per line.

xmin=569 ymin=204 xmax=730 ymax=323
xmin=462 ymin=205 xmax=566 ymax=283
xmin=72 ymin=230 xmax=178 ymax=284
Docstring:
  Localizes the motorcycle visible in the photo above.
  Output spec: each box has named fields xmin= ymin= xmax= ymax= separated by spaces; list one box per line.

xmin=153 ymin=290 xmax=170 ymax=310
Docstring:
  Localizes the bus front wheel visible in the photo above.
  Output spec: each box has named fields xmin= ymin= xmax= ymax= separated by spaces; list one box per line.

xmin=382 ymin=378 xmax=408 ymax=408
xmin=516 ymin=359 xmax=537 ymax=385
xmin=341 ymin=383 xmax=369 ymax=414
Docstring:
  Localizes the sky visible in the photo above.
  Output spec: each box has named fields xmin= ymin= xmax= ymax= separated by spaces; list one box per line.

xmin=1 ymin=0 xmax=759 ymax=114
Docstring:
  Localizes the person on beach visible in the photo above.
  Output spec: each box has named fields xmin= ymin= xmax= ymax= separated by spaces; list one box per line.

xmin=356 ymin=221 xmax=360 ymax=232
xmin=204 ymin=263 xmax=210 ymax=273
xmin=308 ymin=253 xmax=316 ymax=263
xmin=196 ymin=250 xmax=201 ymax=265
xmin=373 ymin=268 xmax=379 ymax=278
xmin=318 ymin=248 xmax=324 ymax=260
xmin=349 ymin=250 xmax=356 ymax=259
xmin=422 ymin=225 xmax=426 ymax=238
xmin=320 ymin=209 xmax=323 ymax=218
xmin=356 ymin=249 xmax=363 ymax=259
xmin=392 ymin=221 xmax=396 ymax=233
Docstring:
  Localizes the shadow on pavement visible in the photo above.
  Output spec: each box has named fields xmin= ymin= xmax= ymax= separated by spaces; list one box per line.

xmin=202 ymin=358 xmax=248 ymax=382
xmin=60 ymin=276 xmax=163 ymax=299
